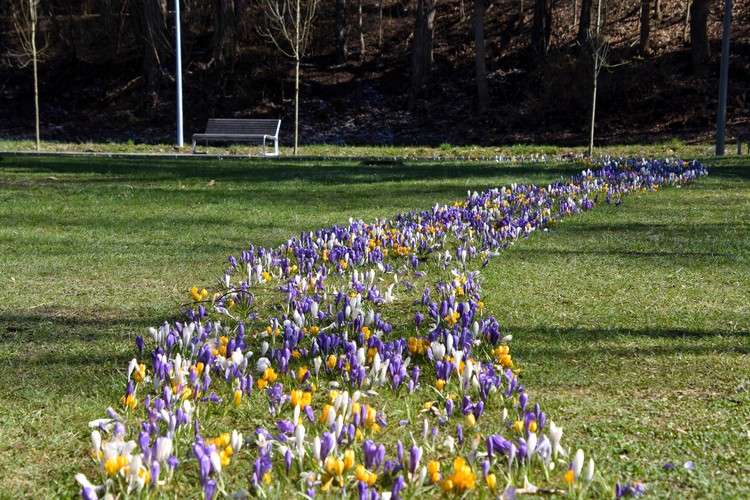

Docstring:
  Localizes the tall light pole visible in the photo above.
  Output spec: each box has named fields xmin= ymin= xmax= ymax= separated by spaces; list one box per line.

xmin=716 ymin=0 xmax=732 ymax=156
xmin=175 ymin=0 xmax=184 ymax=148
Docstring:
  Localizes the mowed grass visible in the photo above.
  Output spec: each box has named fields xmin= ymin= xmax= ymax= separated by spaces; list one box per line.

xmin=0 ymin=153 xmax=748 ymax=497
xmin=481 ymin=158 xmax=750 ymax=497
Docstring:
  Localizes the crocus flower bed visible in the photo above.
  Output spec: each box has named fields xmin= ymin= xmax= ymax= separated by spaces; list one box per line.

xmin=76 ymin=158 xmax=706 ymax=499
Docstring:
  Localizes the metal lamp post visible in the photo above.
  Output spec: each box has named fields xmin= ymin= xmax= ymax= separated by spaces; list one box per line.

xmin=716 ymin=0 xmax=732 ymax=156
xmin=175 ymin=0 xmax=184 ymax=148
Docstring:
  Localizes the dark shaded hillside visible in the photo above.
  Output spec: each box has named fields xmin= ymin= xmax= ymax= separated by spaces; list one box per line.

xmin=1 ymin=0 xmax=749 ymax=147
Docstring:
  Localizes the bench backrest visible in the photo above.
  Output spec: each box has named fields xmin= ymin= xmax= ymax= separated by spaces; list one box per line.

xmin=205 ymin=118 xmax=280 ymax=137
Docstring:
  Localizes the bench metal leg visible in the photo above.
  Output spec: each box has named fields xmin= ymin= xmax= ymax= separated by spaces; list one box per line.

xmin=739 ymin=134 xmax=749 ymax=155
xmin=262 ymin=137 xmax=279 ymax=156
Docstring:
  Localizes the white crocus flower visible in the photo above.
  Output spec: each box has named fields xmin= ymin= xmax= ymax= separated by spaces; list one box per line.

xmin=335 ymin=415 xmax=344 ymax=439
xmin=88 ymin=418 xmax=114 ymax=430
xmin=371 ymin=352 xmax=381 ymax=375
xmin=325 ymin=406 xmax=336 ymax=428
xmin=91 ymin=430 xmax=102 ymax=457
xmin=129 ymin=455 xmax=142 ymax=479
xmin=313 ymin=436 xmax=321 ymax=464
xmin=182 ymin=400 xmax=194 ymax=423
xmin=231 ymin=430 xmax=243 ymax=454
xmin=231 ymin=348 xmax=244 ymax=366
xmin=585 ymin=458 xmax=595 ymax=483
xmin=155 ymin=437 xmax=172 ymax=463
xmin=210 ymin=451 xmax=222 ymax=475
xmin=418 ymin=465 xmax=427 ymax=485
xmin=313 ymin=356 xmax=322 ymax=377
xmin=75 ymin=473 xmax=105 ymax=496
xmin=127 ymin=358 xmax=139 ymax=380
xmin=430 ymin=341 xmax=445 ymax=360
xmin=549 ymin=421 xmax=565 ymax=458
xmin=295 ymin=424 xmax=306 ymax=451
xmin=453 ymin=350 xmax=464 ymax=375
xmin=255 ymin=357 xmax=271 ymax=374
xmin=462 ymin=360 xmax=473 ymax=390
xmin=526 ymin=433 xmax=538 ymax=462
xmin=572 ymin=449 xmax=585 ymax=480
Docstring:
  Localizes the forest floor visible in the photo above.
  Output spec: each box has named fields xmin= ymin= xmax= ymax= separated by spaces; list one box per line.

xmin=0 ymin=0 xmax=749 ymax=147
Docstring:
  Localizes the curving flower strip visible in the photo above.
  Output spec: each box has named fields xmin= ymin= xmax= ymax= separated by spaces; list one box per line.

xmin=76 ymin=158 xmax=706 ymax=499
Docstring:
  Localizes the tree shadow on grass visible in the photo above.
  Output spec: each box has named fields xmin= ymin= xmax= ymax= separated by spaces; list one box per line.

xmin=0 ymin=155 xmax=583 ymax=185
xmin=703 ymin=157 xmax=750 ymax=179
xmin=509 ymin=325 xmax=750 ymax=360
xmin=0 ymin=309 xmax=169 ymax=345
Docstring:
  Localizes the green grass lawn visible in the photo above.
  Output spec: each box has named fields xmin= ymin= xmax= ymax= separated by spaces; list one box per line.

xmin=0 ymin=153 xmax=747 ymax=498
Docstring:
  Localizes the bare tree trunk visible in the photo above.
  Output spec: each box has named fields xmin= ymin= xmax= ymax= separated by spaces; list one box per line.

xmin=683 ymin=0 xmax=691 ymax=43
xmin=690 ymin=0 xmax=710 ymax=76
xmin=577 ymin=0 xmax=592 ymax=49
xmin=98 ymin=0 xmax=116 ymax=50
xmin=13 ymin=0 xmax=46 ymax=149
xmin=474 ymin=0 xmax=489 ymax=113
xmin=589 ymin=0 xmax=604 ymax=156
xmin=358 ymin=0 xmax=365 ymax=57
xmin=411 ymin=0 xmax=436 ymax=100
xmin=213 ymin=0 xmax=245 ymax=71
xmin=335 ymin=0 xmax=348 ymax=64
xmin=378 ymin=0 xmax=383 ymax=48
xmin=260 ymin=0 xmax=318 ymax=156
xmin=141 ymin=0 xmax=168 ymax=116
xmin=31 ymin=0 xmax=40 ymax=150
xmin=531 ymin=0 xmax=552 ymax=57
xmin=654 ymin=0 xmax=661 ymax=21
xmin=295 ymin=0 xmax=301 ymax=155
xmin=639 ymin=0 xmax=650 ymax=54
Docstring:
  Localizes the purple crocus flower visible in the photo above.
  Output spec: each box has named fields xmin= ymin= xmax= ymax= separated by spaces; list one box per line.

xmin=519 ymin=393 xmax=528 ymax=413
xmin=411 ymin=365 xmax=420 ymax=385
xmin=149 ymin=461 xmax=160 ymax=490
xmin=460 ymin=396 xmax=474 ymax=416
xmin=138 ymin=431 xmax=152 ymax=463
xmin=517 ymin=438 xmax=527 ymax=462
xmin=363 ymin=440 xmax=378 ymax=469
xmin=277 ymin=420 xmax=295 ymax=435
xmin=409 ymin=445 xmax=422 ymax=475
xmin=284 ymin=449 xmax=292 ymax=475
xmin=205 ymin=479 xmax=217 ymax=500
xmin=373 ymin=443 xmax=386 ymax=470
xmin=391 ymin=476 xmax=405 ymax=499
xmin=616 ymin=482 xmax=646 ymax=498
xmin=320 ymin=432 xmax=336 ymax=462
xmin=414 ymin=312 xmax=424 ymax=328
xmin=305 ymin=405 xmax=315 ymax=423
xmin=482 ymin=459 xmax=490 ymax=478
xmin=473 ymin=401 xmax=485 ymax=420
xmin=358 ymin=481 xmax=368 ymax=500
xmin=199 ymin=454 xmax=212 ymax=485
xmin=445 ymin=398 xmax=454 ymax=417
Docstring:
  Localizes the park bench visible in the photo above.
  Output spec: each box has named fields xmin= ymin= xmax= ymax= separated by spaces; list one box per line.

xmin=192 ymin=118 xmax=281 ymax=156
